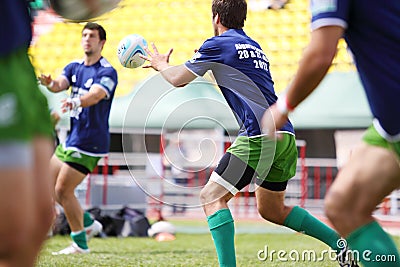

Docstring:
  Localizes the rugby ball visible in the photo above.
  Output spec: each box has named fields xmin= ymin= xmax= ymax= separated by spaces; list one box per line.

xmin=117 ymin=34 xmax=148 ymax=68
xmin=49 ymin=0 xmax=121 ymax=21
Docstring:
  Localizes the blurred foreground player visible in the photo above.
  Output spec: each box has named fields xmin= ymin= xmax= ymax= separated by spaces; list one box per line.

xmin=262 ymin=1 xmax=400 ymax=266
xmin=0 ymin=0 xmax=54 ymax=266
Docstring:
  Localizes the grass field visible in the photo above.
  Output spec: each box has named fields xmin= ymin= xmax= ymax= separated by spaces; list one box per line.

xmin=37 ymin=220 xmax=400 ymax=267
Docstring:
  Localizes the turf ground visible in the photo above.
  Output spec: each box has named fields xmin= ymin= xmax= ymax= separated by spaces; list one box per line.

xmin=37 ymin=220 xmax=400 ymax=267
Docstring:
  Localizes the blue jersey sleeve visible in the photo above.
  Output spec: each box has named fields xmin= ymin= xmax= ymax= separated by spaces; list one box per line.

xmin=93 ymin=68 xmax=118 ymax=99
xmin=310 ymin=0 xmax=350 ymax=30
xmin=185 ymin=38 xmax=222 ymax=76
xmin=0 ymin=0 xmax=32 ymax=56
xmin=61 ymin=62 xmax=75 ymax=86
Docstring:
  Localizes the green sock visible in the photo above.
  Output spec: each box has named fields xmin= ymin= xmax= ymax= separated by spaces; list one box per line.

xmin=71 ymin=230 xmax=88 ymax=249
xmin=83 ymin=211 xmax=94 ymax=228
xmin=284 ymin=206 xmax=341 ymax=251
xmin=347 ymin=221 xmax=399 ymax=266
xmin=207 ymin=209 xmax=236 ymax=267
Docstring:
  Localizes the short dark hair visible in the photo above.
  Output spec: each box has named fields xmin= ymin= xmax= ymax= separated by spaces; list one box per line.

xmin=212 ymin=0 xmax=247 ymax=29
xmin=82 ymin=22 xmax=106 ymax=40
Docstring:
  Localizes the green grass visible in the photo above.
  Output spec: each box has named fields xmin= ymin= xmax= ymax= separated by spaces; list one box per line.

xmin=38 ymin=231 xmax=400 ymax=266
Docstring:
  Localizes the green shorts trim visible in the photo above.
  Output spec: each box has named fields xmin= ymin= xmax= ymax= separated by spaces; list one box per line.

xmin=55 ymin=144 xmax=101 ymax=173
xmin=226 ymin=133 xmax=298 ymax=183
xmin=0 ymin=47 xmax=53 ymax=141
xmin=363 ymin=125 xmax=400 ymax=158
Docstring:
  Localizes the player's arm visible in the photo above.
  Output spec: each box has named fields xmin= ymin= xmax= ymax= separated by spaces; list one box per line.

xmin=61 ymin=85 xmax=107 ymax=112
xmin=80 ymin=85 xmax=107 ymax=107
xmin=262 ymin=26 xmax=343 ymax=135
xmin=159 ymin=65 xmax=196 ymax=87
xmin=141 ymin=43 xmax=196 ymax=87
xmin=38 ymin=74 xmax=69 ymax=93
xmin=285 ymin=26 xmax=343 ymax=109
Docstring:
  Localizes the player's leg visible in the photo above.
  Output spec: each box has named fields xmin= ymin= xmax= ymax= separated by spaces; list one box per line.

xmin=200 ymin=135 xmax=275 ymax=267
xmin=52 ymin=149 xmax=101 ymax=254
xmin=50 ymin=152 xmax=64 ymax=190
xmin=27 ymin=137 xmax=55 ymax=263
xmin=200 ymin=176 xmax=235 ymax=215
xmin=200 ymin=149 xmax=258 ymax=267
xmin=200 ymin=180 xmax=235 ymax=267
xmin=0 ymin=47 xmax=54 ymax=266
xmin=23 ymin=82 xmax=57 ymax=265
xmin=256 ymin=133 xmax=343 ymax=252
xmin=54 ymin=163 xmax=89 ymax=251
xmin=325 ymin=145 xmax=400 ymax=235
xmin=15 ymin=137 xmax=55 ymax=267
xmin=325 ymin=128 xmax=400 ymax=266
xmin=256 ymin=188 xmax=342 ymax=250
xmin=0 ymin=143 xmax=36 ymax=267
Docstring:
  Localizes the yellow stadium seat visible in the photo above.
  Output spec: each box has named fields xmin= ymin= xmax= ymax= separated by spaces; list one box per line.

xmin=30 ymin=0 xmax=354 ymax=96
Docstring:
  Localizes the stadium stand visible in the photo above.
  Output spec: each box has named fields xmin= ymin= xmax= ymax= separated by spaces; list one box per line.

xmin=30 ymin=1 xmax=400 ymax=224
xmin=30 ymin=0 xmax=355 ymax=97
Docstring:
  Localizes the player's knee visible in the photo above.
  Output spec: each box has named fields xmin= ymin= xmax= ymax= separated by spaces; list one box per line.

xmin=257 ymin=205 xmax=273 ymax=221
xmin=54 ymin=186 xmax=63 ymax=203
xmin=199 ymin=187 xmax=213 ymax=206
xmin=54 ymin=184 xmax=72 ymax=204
xmin=325 ymin=190 xmax=347 ymax=224
xmin=199 ymin=186 xmax=224 ymax=206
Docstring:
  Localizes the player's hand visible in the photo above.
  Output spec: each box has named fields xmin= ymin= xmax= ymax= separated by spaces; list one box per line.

xmin=61 ymin=97 xmax=81 ymax=113
xmin=141 ymin=42 xmax=173 ymax=72
xmin=61 ymin=99 xmax=71 ymax=113
xmin=38 ymin=74 xmax=52 ymax=87
xmin=261 ymin=104 xmax=288 ymax=139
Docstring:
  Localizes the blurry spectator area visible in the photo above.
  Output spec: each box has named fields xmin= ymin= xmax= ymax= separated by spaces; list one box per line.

xmin=249 ymin=0 xmax=289 ymax=10
xmin=29 ymin=0 xmax=355 ymax=97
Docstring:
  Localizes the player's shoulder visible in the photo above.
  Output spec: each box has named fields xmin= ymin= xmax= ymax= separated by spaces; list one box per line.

xmin=63 ymin=59 xmax=83 ymax=74
xmin=202 ymin=35 xmax=220 ymax=47
xmin=205 ymin=32 xmax=234 ymax=44
xmin=98 ymin=57 xmax=117 ymax=73
xmin=96 ymin=58 xmax=118 ymax=80
xmin=196 ymin=37 xmax=221 ymax=55
xmin=66 ymin=59 xmax=84 ymax=67
xmin=201 ymin=33 xmax=237 ymax=51
xmin=99 ymin=57 xmax=115 ymax=69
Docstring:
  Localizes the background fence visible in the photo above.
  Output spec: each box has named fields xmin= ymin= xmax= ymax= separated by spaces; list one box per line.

xmin=76 ymin=136 xmax=400 ymax=221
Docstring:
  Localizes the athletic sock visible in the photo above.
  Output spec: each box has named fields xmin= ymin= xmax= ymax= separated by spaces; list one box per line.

xmin=70 ymin=230 xmax=88 ymax=249
xmin=347 ymin=221 xmax=399 ymax=266
xmin=207 ymin=209 xmax=236 ymax=267
xmin=83 ymin=211 xmax=94 ymax=228
xmin=283 ymin=206 xmax=341 ymax=251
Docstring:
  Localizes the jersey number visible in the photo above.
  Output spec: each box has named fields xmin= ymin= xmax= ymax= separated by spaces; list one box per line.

xmin=253 ymin=60 xmax=268 ymax=71
xmin=238 ymin=50 xmax=249 ymax=59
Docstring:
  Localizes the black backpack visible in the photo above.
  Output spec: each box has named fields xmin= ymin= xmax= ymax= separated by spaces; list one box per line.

xmin=52 ymin=206 xmax=151 ymax=238
xmin=52 ymin=212 xmax=71 ymax=235
xmin=116 ymin=206 xmax=151 ymax=237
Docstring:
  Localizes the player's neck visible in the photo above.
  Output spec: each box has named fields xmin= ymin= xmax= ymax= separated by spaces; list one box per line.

xmin=217 ymin=25 xmax=229 ymax=35
xmin=84 ymin=54 xmax=102 ymax=66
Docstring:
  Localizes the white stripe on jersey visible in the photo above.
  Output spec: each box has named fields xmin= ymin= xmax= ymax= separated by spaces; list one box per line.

xmin=311 ymin=18 xmax=347 ymax=31
xmin=373 ymin=119 xmax=400 ymax=142
xmin=99 ymin=57 xmax=113 ymax=68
